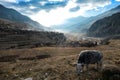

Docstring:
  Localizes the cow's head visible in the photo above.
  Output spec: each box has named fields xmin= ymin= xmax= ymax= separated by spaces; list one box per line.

xmin=76 ymin=63 xmax=84 ymax=75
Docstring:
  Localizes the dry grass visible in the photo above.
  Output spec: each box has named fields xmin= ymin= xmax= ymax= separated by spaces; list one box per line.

xmin=0 ymin=40 xmax=120 ymax=80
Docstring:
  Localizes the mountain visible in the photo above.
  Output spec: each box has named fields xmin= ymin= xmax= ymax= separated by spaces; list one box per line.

xmin=76 ymin=5 xmax=120 ymax=33
xmin=0 ymin=4 xmax=44 ymax=31
xmin=52 ymin=5 xmax=120 ymax=34
xmin=87 ymin=12 xmax=120 ymax=37
xmin=83 ymin=5 xmax=120 ymax=28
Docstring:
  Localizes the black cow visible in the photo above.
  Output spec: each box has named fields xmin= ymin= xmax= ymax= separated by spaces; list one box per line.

xmin=76 ymin=50 xmax=103 ymax=75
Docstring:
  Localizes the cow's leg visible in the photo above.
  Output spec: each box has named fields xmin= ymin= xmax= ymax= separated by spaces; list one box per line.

xmin=96 ymin=60 xmax=102 ymax=71
xmin=81 ymin=64 xmax=84 ymax=72
xmin=99 ymin=60 xmax=103 ymax=71
xmin=86 ymin=64 xmax=89 ymax=71
xmin=96 ymin=62 xmax=99 ymax=70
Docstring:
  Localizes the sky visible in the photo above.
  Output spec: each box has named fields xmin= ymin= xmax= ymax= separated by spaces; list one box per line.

xmin=0 ymin=0 xmax=120 ymax=27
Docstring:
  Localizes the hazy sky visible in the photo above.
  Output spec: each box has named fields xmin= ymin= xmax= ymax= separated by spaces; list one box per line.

xmin=0 ymin=0 xmax=120 ymax=27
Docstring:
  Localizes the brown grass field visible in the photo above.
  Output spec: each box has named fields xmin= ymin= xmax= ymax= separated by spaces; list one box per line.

xmin=0 ymin=40 xmax=120 ymax=80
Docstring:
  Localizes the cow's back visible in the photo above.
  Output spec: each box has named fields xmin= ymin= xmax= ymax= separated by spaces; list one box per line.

xmin=78 ymin=50 xmax=103 ymax=64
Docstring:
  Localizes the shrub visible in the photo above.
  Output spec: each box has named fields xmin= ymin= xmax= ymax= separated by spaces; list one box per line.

xmin=0 ymin=55 xmax=19 ymax=62
xmin=101 ymin=65 xmax=120 ymax=80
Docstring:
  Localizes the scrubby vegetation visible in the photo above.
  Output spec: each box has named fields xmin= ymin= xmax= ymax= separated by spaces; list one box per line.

xmin=101 ymin=65 xmax=120 ymax=80
xmin=0 ymin=40 xmax=120 ymax=80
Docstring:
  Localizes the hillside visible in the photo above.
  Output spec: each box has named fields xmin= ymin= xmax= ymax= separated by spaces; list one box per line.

xmin=0 ymin=19 xmax=34 ymax=30
xmin=0 ymin=21 xmax=66 ymax=49
xmin=0 ymin=40 xmax=120 ymax=80
xmin=0 ymin=4 xmax=44 ymax=31
xmin=87 ymin=12 xmax=120 ymax=37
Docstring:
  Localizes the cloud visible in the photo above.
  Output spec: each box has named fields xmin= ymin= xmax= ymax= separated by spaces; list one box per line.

xmin=116 ymin=0 xmax=120 ymax=1
xmin=76 ymin=0 xmax=110 ymax=3
xmin=0 ymin=0 xmax=70 ymax=15
xmin=76 ymin=0 xmax=111 ymax=8
xmin=69 ymin=6 xmax=80 ymax=12
xmin=17 ymin=0 xmax=67 ymax=10
xmin=0 ymin=0 xmax=31 ymax=3
xmin=0 ymin=0 xmax=17 ymax=3
xmin=28 ymin=0 xmax=112 ymax=27
xmin=0 ymin=0 xmax=111 ymax=15
xmin=0 ymin=0 xmax=112 ymax=27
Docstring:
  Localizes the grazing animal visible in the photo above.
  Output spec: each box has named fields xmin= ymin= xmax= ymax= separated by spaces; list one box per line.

xmin=76 ymin=50 xmax=103 ymax=75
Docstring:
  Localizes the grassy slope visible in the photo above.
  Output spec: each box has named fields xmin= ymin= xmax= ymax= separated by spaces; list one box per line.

xmin=0 ymin=40 xmax=120 ymax=80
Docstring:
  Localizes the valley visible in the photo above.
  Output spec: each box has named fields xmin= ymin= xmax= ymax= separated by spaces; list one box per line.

xmin=0 ymin=2 xmax=120 ymax=80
